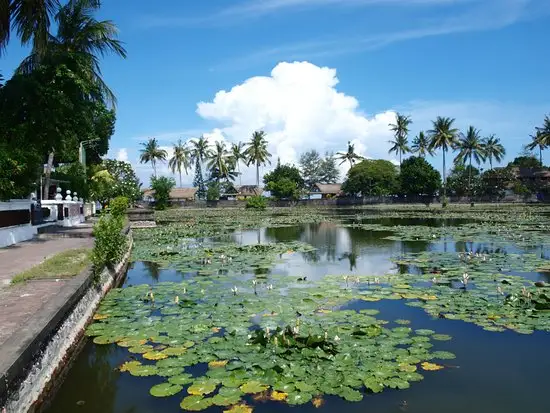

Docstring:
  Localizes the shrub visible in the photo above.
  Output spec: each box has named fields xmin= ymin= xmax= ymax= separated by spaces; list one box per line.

xmin=206 ymin=181 xmax=220 ymax=201
xmin=110 ymin=196 xmax=129 ymax=217
xmin=91 ymin=214 xmax=127 ymax=280
xmin=151 ymin=176 xmax=176 ymax=210
xmin=246 ymin=195 xmax=267 ymax=210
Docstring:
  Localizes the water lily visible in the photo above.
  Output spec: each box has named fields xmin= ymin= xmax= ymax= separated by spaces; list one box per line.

xmin=461 ymin=273 xmax=470 ymax=287
xmin=497 ymin=286 xmax=504 ymax=296
xmin=231 ymin=286 xmax=238 ymax=295
xmin=334 ymin=335 xmax=341 ymax=342
xmin=183 ymin=287 xmax=187 ymax=294
xmin=174 ymin=296 xmax=179 ymax=304
xmin=266 ymin=284 xmax=273 ymax=290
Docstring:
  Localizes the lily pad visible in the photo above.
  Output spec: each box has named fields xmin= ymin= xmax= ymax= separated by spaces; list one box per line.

xmin=150 ymin=383 xmax=183 ymax=397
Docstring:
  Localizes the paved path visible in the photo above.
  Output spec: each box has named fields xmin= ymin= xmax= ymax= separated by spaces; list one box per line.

xmin=0 ymin=225 xmax=94 ymax=347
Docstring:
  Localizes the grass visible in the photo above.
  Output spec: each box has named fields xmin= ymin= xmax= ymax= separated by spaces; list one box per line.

xmin=11 ymin=248 xmax=92 ymax=284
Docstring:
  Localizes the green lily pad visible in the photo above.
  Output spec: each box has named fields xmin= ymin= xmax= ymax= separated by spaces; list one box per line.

xmin=150 ymin=382 xmax=183 ymax=397
xmin=179 ymin=395 xmax=213 ymax=411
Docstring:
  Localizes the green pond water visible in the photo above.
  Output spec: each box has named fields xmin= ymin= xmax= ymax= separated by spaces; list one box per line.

xmin=44 ymin=214 xmax=550 ymax=413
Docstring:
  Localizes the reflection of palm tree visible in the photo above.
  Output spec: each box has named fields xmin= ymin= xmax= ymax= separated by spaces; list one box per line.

xmin=143 ymin=261 xmax=161 ymax=281
xmin=339 ymin=252 xmax=357 ymax=271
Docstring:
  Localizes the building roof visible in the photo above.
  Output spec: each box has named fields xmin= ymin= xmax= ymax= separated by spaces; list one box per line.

xmin=311 ymin=183 xmax=343 ymax=194
xmin=142 ymin=187 xmax=198 ymax=199
xmin=236 ymin=185 xmax=262 ymax=196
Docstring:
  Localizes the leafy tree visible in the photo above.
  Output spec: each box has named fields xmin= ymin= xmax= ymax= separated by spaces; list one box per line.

xmin=388 ymin=113 xmax=412 ymax=165
xmin=337 ymin=141 xmax=363 ymax=168
xmin=51 ymin=163 xmax=89 ymax=200
xmin=150 ymin=175 xmax=175 ymax=210
xmin=483 ymin=134 xmax=505 ymax=170
xmin=342 ymin=159 xmax=398 ymax=197
xmin=319 ymin=152 xmax=340 ymax=183
xmin=0 ymin=142 xmax=42 ymax=200
xmin=508 ymin=155 xmax=542 ymax=169
xmin=446 ymin=164 xmax=480 ymax=198
xmin=478 ymin=168 xmax=515 ymax=201
xmin=206 ymin=181 xmax=220 ymax=201
xmin=411 ymin=132 xmax=434 ymax=158
xmin=140 ymin=138 xmax=167 ymax=178
xmin=263 ymin=160 xmax=304 ymax=200
xmin=399 ymin=157 xmax=441 ymax=203
xmin=190 ymin=135 xmax=210 ymax=198
xmin=169 ymin=139 xmax=191 ymax=187
xmin=299 ymin=150 xmax=322 ymax=190
xmin=455 ymin=126 xmax=485 ymax=201
xmin=245 ymin=130 xmax=272 ymax=187
xmin=428 ymin=116 xmax=460 ymax=205
xmin=90 ymin=159 xmax=141 ymax=205
xmin=525 ymin=131 xmax=547 ymax=165
xmin=537 ymin=115 xmax=550 ymax=146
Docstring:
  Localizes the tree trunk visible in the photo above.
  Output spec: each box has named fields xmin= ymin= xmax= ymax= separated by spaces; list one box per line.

xmin=152 ymin=160 xmax=157 ymax=178
xmin=442 ymin=148 xmax=447 ymax=204
xmin=256 ymin=161 xmax=260 ymax=188
xmin=540 ymin=146 xmax=543 ymax=165
xmin=468 ymin=156 xmax=472 ymax=204
xmin=490 ymin=158 xmax=493 ymax=170
xmin=179 ymin=167 xmax=182 ymax=187
xmin=399 ymin=150 xmax=402 ymax=167
xmin=43 ymin=150 xmax=55 ymax=200
xmin=238 ymin=162 xmax=242 ymax=186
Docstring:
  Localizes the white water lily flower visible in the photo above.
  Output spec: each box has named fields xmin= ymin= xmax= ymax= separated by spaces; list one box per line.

xmin=175 ymin=296 xmax=179 ymax=304
xmin=183 ymin=287 xmax=187 ymax=294
xmin=252 ymin=280 xmax=257 ymax=286
xmin=334 ymin=335 xmax=341 ymax=342
xmin=267 ymin=284 xmax=273 ymax=290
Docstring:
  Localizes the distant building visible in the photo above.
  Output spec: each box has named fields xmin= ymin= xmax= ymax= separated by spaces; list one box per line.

xmin=142 ymin=187 xmax=198 ymax=203
xmin=235 ymin=185 xmax=263 ymax=200
xmin=309 ymin=183 xmax=343 ymax=199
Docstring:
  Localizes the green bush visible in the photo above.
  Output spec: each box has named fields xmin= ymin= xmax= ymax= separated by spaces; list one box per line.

xmin=151 ymin=176 xmax=176 ymax=210
xmin=246 ymin=195 xmax=267 ymax=210
xmin=206 ymin=181 xmax=220 ymax=201
xmin=91 ymin=214 xmax=127 ymax=280
xmin=110 ymin=196 xmax=129 ymax=217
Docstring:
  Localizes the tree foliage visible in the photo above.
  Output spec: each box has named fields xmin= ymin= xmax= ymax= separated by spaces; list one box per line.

xmin=151 ymin=176 xmax=175 ymax=210
xmin=508 ymin=155 xmax=542 ymax=169
xmin=90 ymin=159 xmax=141 ymax=204
xmin=399 ymin=157 xmax=441 ymax=200
xmin=319 ymin=152 xmax=340 ymax=184
xmin=299 ymin=150 xmax=322 ymax=190
xmin=446 ymin=164 xmax=480 ymax=198
xmin=264 ymin=161 xmax=304 ymax=200
xmin=342 ymin=159 xmax=398 ymax=197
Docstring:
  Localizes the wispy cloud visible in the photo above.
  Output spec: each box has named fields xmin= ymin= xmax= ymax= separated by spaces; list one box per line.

xmin=142 ymin=0 xmax=478 ymax=28
xmin=212 ymin=0 xmax=541 ymax=71
xmin=129 ymin=129 xmax=205 ymax=143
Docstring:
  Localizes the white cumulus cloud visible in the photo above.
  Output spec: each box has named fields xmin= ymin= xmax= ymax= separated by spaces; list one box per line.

xmin=197 ymin=61 xmax=397 ymax=183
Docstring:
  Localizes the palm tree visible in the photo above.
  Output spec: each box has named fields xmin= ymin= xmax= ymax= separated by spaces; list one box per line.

xmin=525 ymin=131 xmax=547 ymax=165
xmin=189 ymin=135 xmax=211 ymax=164
xmin=0 ymin=0 xmax=60 ymax=56
xmin=17 ymin=0 xmax=126 ymax=106
xmin=411 ymin=131 xmax=434 ymax=157
xmin=231 ymin=141 xmax=246 ymax=186
xmin=537 ymin=115 xmax=550 ymax=145
xmin=388 ymin=113 xmax=412 ymax=165
xmin=483 ymin=134 xmax=505 ymax=170
xmin=140 ymin=138 xmax=167 ymax=178
xmin=169 ymin=139 xmax=191 ymax=187
xmin=337 ymin=141 xmax=363 ymax=168
xmin=455 ymin=126 xmax=485 ymax=200
xmin=244 ymin=130 xmax=271 ymax=187
xmin=207 ymin=141 xmax=232 ymax=182
xmin=428 ymin=116 xmax=460 ymax=203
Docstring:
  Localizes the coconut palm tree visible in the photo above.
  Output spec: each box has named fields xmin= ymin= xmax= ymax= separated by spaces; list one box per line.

xmin=231 ymin=141 xmax=246 ymax=186
xmin=189 ymin=135 xmax=211 ymax=164
xmin=244 ymin=130 xmax=271 ymax=187
xmin=537 ymin=115 xmax=550 ymax=145
xmin=207 ymin=141 xmax=233 ymax=182
xmin=525 ymin=131 xmax=547 ymax=165
xmin=388 ymin=113 xmax=412 ymax=165
xmin=169 ymin=139 xmax=191 ymax=187
xmin=17 ymin=0 xmax=126 ymax=106
xmin=337 ymin=141 xmax=363 ymax=168
xmin=428 ymin=117 xmax=460 ymax=203
xmin=411 ymin=131 xmax=434 ymax=157
xmin=455 ymin=126 xmax=485 ymax=200
xmin=482 ymin=134 xmax=506 ymax=170
xmin=140 ymin=138 xmax=167 ymax=178
xmin=0 ymin=0 xmax=60 ymax=56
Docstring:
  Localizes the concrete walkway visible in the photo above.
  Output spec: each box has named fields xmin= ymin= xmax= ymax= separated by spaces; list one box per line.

xmin=0 ymin=225 xmax=94 ymax=348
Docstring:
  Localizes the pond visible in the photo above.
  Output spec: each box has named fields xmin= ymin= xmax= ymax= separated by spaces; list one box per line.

xmin=45 ymin=212 xmax=550 ymax=413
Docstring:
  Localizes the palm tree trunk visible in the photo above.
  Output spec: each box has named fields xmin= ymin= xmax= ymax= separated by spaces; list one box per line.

xmin=256 ymin=161 xmax=260 ymax=188
xmin=238 ymin=162 xmax=242 ymax=186
xmin=468 ymin=156 xmax=472 ymax=202
xmin=43 ymin=150 xmax=55 ymax=200
xmin=540 ymin=146 xmax=543 ymax=165
xmin=399 ymin=150 xmax=402 ymax=167
xmin=442 ymin=148 xmax=447 ymax=204
xmin=179 ymin=168 xmax=182 ymax=187
xmin=152 ymin=160 xmax=157 ymax=178
xmin=490 ymin=157 xmax=493 ymax=171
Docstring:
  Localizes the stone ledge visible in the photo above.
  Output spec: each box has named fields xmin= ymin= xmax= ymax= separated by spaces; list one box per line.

xmin=0 ymin=228 xmax=132 ymax=412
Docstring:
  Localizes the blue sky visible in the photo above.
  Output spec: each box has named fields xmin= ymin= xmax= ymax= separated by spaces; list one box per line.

xmin=2 ymin=0 xmax=550 ymax=185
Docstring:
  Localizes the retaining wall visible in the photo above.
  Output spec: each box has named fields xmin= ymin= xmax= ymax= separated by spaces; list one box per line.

xmin=0 ymin=227 xmax=133 ymax=413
